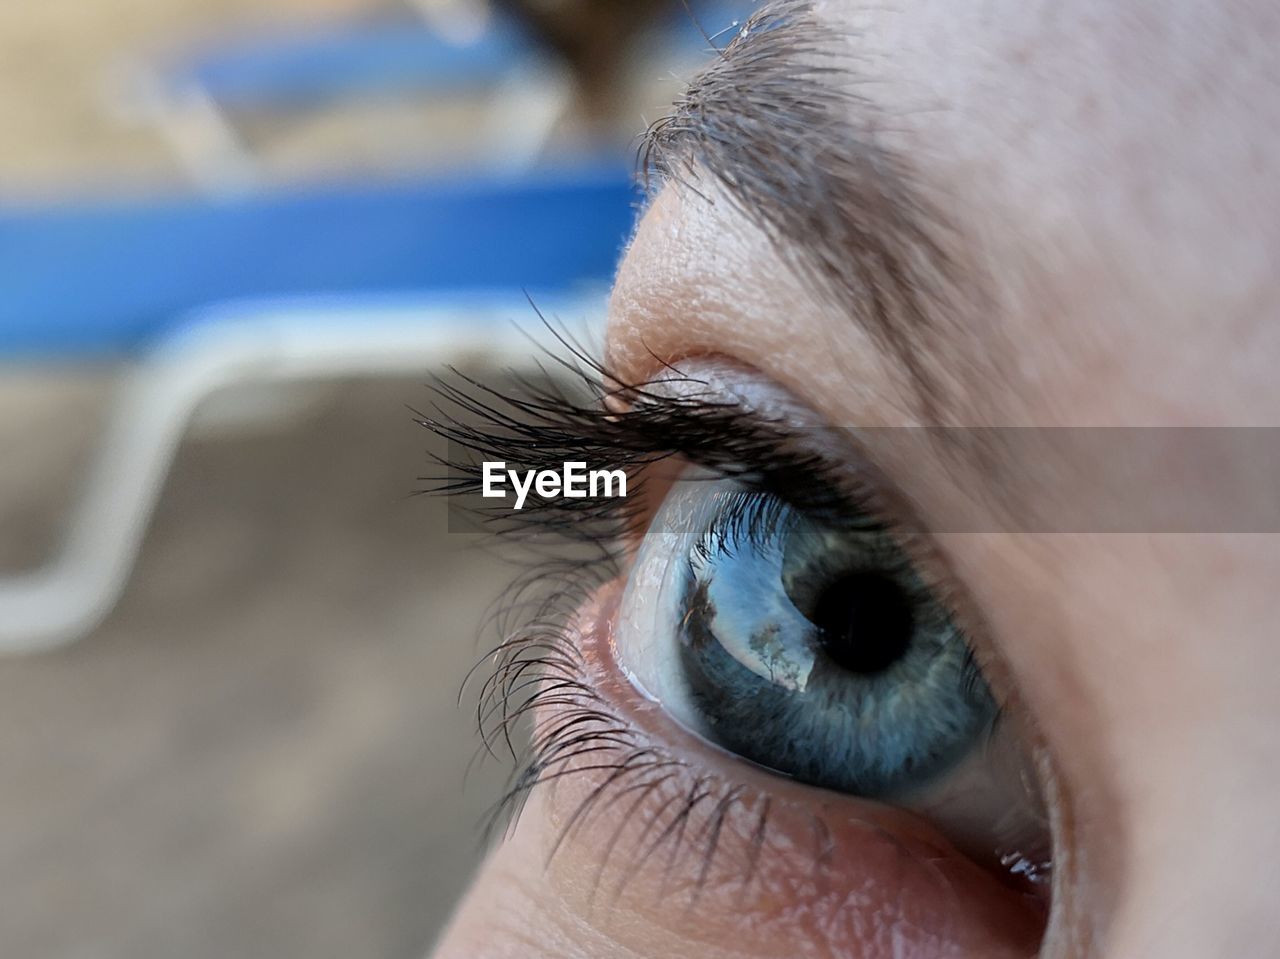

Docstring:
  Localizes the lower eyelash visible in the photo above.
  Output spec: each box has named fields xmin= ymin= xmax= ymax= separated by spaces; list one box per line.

xmin=466 ymin=578 xmax=983 ymax=914
xmin=468 ymin=582 xmax=763 ymax=895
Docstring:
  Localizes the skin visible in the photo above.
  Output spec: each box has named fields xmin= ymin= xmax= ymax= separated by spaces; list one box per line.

xmin=433 ymin=1 xmax=1280 ymax=956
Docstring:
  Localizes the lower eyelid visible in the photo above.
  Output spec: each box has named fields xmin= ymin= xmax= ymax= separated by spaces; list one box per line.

xmin=513 ymin=582 xmax=1047 ymax=957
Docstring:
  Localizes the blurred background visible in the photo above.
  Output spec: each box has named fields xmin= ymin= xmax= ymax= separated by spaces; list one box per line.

xmin=0 ymin=2 xmax=754 ymax=956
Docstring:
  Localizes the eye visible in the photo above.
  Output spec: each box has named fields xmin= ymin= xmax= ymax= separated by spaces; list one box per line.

xmin=618 ymin=472 xmax=1052 ymax=878
xmin=423 ymin=359 xmax=1057 ymax=950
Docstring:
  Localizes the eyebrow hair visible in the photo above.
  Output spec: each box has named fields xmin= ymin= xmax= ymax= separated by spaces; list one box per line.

xmin=640 ymin=0 xmax=963 ymax=422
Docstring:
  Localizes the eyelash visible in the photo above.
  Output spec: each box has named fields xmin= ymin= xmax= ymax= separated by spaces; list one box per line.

xmin=417 ymin=342 xmax=859 ymax=543
xmin=414 ymin=339 xmax=989 ymax=897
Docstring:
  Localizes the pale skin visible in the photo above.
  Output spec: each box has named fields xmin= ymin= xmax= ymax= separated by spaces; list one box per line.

xmin=432 ymin=1 xmax=1280 ymax=956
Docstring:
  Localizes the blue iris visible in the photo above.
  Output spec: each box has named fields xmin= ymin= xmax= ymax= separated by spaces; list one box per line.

xmin=675 ymin=493 xmax=995 ymax=798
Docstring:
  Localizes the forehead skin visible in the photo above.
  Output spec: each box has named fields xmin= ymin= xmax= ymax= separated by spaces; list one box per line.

xmin=608 ymin=2 xmax=1280 ymax=957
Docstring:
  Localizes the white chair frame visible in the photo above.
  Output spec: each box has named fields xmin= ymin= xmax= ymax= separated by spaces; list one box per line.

xmin=0 ymin=294 xmax=599 ymax=654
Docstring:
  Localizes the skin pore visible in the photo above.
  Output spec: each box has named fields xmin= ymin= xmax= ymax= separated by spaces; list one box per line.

xmin=432 ymin=1 xmax=1280 ymax=957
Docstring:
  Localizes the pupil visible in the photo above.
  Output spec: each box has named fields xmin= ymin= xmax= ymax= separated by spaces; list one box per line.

xmin=811 ymin=572 xmax=914 ymax=675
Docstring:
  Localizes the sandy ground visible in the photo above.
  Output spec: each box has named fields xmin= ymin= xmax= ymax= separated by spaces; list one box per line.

xmin=0 ymin=374 xmax=515 ymax=958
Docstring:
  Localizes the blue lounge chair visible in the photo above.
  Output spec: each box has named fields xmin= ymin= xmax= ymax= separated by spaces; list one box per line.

xmin=114 ymin=10 xmax=560 ymax=188
xmin=116 ymin=2 xmax=760 ymax=189
xmin=0 ymin=167 xmax=638 ymax=652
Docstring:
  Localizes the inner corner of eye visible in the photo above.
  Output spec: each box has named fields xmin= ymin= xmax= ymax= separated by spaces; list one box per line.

xmin=612 ymin=471 xmax=1054 ymax=893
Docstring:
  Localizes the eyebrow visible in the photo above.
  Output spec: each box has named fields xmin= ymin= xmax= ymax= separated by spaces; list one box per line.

xmin=640 ymin=0 xmax=963 ymax=423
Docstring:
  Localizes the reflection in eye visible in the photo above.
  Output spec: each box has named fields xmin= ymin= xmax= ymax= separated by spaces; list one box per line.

xmin=619 ymin=475 xmax=1052 ymax=878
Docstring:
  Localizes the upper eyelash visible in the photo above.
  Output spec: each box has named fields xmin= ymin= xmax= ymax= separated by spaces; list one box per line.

xmin=413 ymin=333 xmax=868 ymax=544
